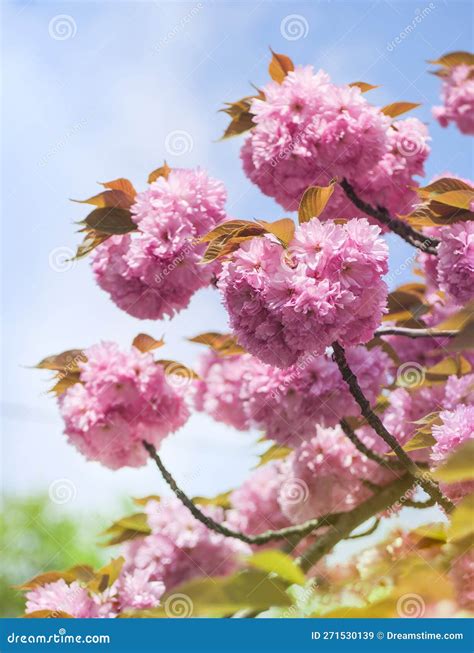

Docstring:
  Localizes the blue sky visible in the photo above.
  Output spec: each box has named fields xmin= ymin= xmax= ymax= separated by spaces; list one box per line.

xmin=1 ymin=0 xmax=473 ymax=531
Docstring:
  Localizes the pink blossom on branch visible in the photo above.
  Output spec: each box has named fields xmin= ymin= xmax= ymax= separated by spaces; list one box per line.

xmin=59 ymin=342 xmax=189 ymax=469
xmin=433 ymin=64 xmax=474 ymax=135
xmin=194 ymin=345 xmax=391 ymax=446
xmin=91 ymin=168 xmax=227 ymax=320
xmin=278 ymin=425 xmax=395 ymax=522
xmin=241 ymin=66 xmax=390 ymax=212
xmin=218 ymin=218 xmax=389 ymax=368
xmin=240 ymin=66 xmax=430 ymax=220
xmin=123 ymin=498 xmax=250 ymax=592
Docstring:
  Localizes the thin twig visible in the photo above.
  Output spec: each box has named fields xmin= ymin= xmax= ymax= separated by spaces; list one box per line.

xmin=144 ymin=441 xmax=338 ymax=546
xmin=375 ymin=326 xmax=458 ymax=339
xmin=298 ymin=475 xmax=414 ymax=572
xmin=340 ymin=179 xmax=439 ymax=255
xmin=347 ymin=517 xmax=380 ymax=539
xmin=404 ymin=496 xmax=437 ymax=509
xmin=340 ymin=418 xmax=399 ymax=469
xmin=332 ymin=342 xmax=454 ymax=514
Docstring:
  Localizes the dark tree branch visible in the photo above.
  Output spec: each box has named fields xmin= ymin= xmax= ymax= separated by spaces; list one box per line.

xmin=404 ymin=496 xmax=437 ymax=509
xmin=298 ymin=474 xmax=414 ymax=572
xmin=340 ymin=179 xmax=439 ymax=255
xmin=144 ymin=441 xmax=338 ymax=546
xmin=375 ymin=326 xmax=458 ymax=339
xmin=332 ymin=342 xmax=455 ymax=514
xmin=347 ymin=517 xmax=380 ymax=539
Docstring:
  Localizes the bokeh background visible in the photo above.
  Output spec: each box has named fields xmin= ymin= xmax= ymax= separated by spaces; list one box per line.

xmin=1 ymin=0 xmax=473 ymax=615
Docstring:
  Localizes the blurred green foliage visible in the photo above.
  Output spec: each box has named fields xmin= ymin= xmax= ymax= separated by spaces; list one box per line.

xmin=0 ymin=495 xmax=108 ymax=617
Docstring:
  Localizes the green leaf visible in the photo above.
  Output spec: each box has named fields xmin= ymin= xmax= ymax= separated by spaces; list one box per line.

xmin=83 ymin=207 xmax=137 ymax=235
xmin=448 ymin=493 xmax=474 ymax=542
xmin=121 ymin=570 xmax=292 ymax=617
xmin=398 ymin=429 xmax=436 ymax=453
xmin=381 ymin=102 xmax=421 ymax=118
xmin=298 ymin=184 xmax=335 ymax=224
xmin=247 ymin=551 xmax=306 ymax=586
xmin=257 ymin=444 xmax=292 ymax=467
xmin=87 ymin=557 xmax=125 ymax=594
xmin=192 ymin=491 xmax=232 ymax=509
xmin=433 ymin=441 xmax=474 ymax=484
xmin=102 ymin=512 xmax=151 ymax=546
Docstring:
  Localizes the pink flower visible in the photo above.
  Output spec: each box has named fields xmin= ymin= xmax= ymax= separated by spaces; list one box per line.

xmin=122 ymin=498 xmax=250 ymax=592
xmin=25 ymin=580 xmax=97 ymax=618
xmin=59 ymin=342 xmax=189 ymax=469
xmin=436 ymin=222 xmax=474 ymax=304
xmin=116 ymin=566 xmax=165 ymax=612
xmin=194 ymin=352 xmax=254 ymax=431
xmin=195 ymin=346 xmax=390 ymax=445
xmin=450 ymin=550 xmax=474 ymax=611
xmin=241 ymin=67 xmax=390 ymax=212
xmin=229 ymin=462 xmax=290 ymax=535
xmin=278 ymin=425 xmax=395 ymax=522
xmin=431 ymin=404 xmax=474 ymax=503
xmin=91 ymin=169 xmax=227 ymax=319
xmin=433 ymin=64 xmax=474 ymax=135
xmin=218 ymin=219 xmax=388 ymax=367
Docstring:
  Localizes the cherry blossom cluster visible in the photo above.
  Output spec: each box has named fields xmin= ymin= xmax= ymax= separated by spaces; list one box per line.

xmin=218 ymin=218 xmax=389 ymax=368
xmin=433 ymin=64 xmax=474 ymax=135
xmin=92 ymin=169 xmax=227 ymax=320
xmin=419 ymin=223 xmax=474 ymax=305
xmin=59 ymin=342 xmax=189 ymax=469
xmin=240 ymin=66 xmax=430 ymax=220
xmin=195 ymin=345 xmax=391 ymax=445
